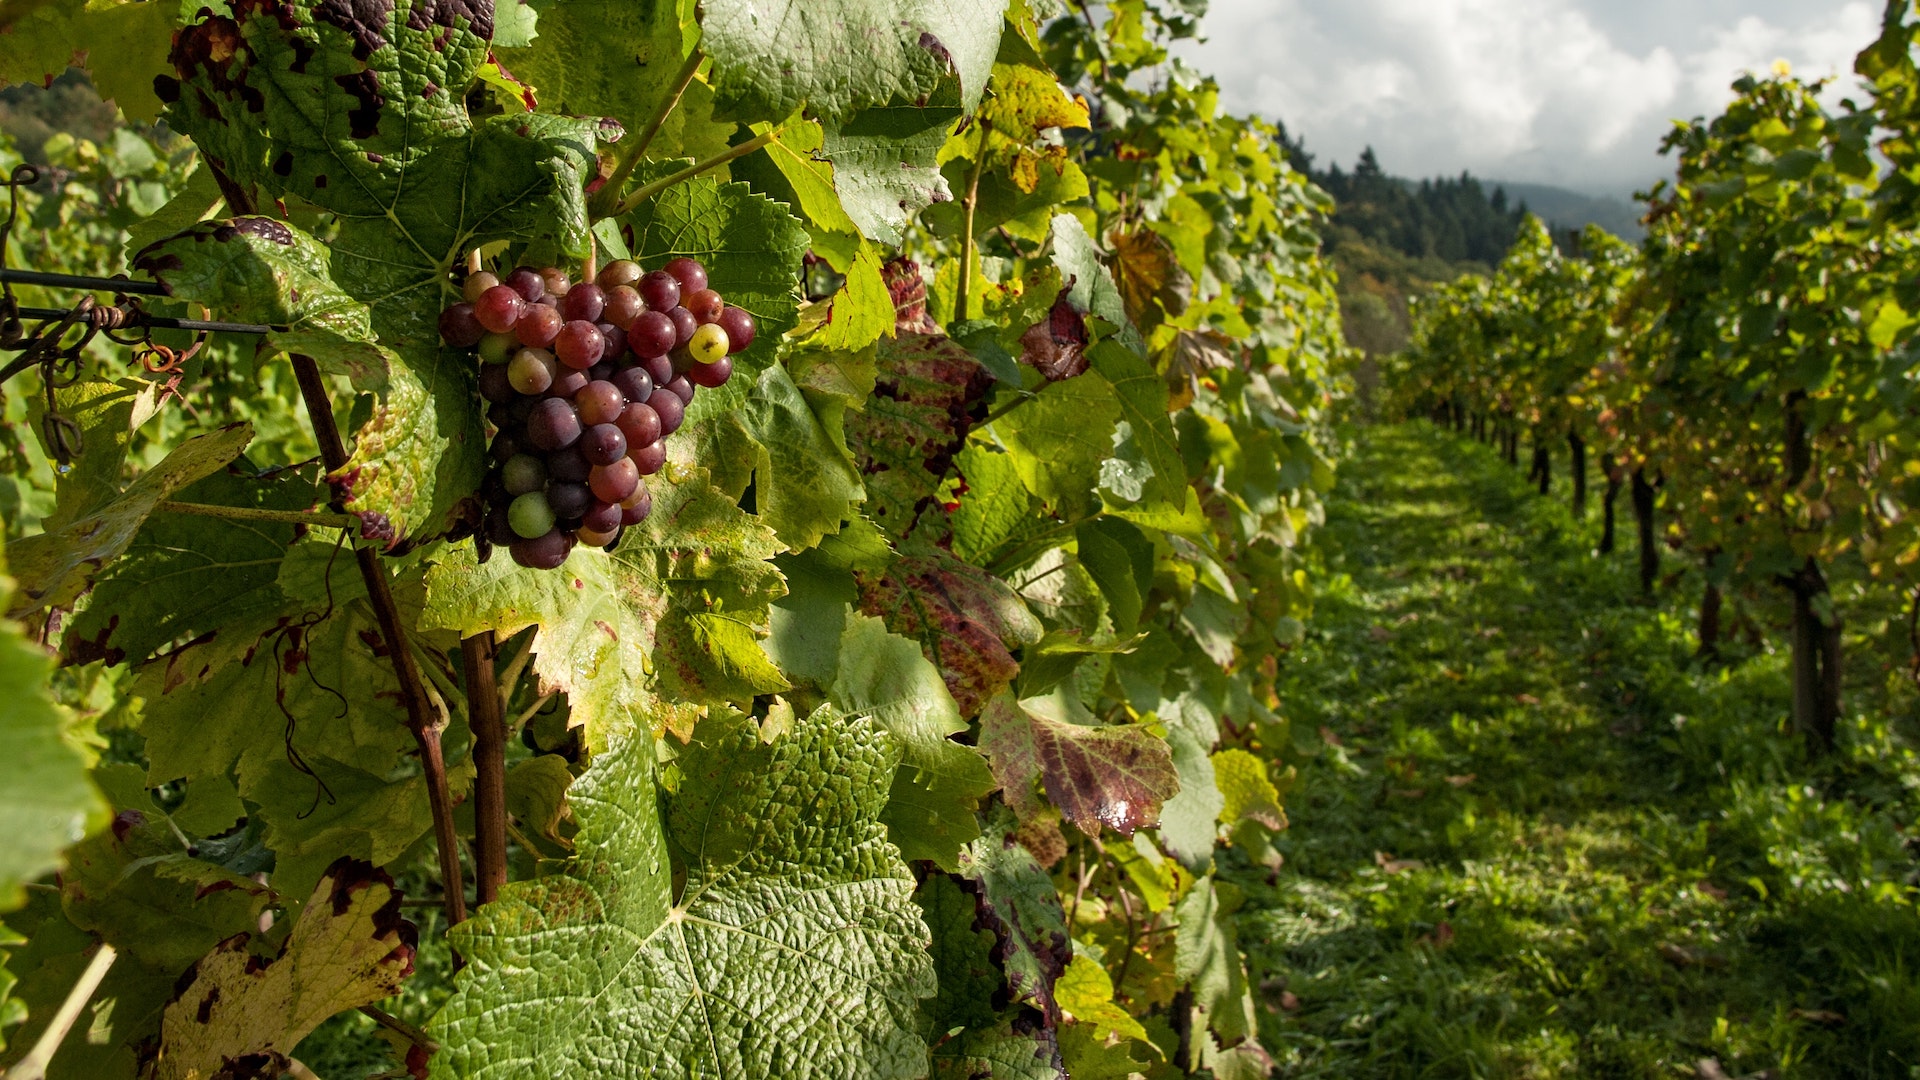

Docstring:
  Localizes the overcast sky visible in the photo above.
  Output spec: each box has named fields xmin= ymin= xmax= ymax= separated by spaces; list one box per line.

xmin=1171 ymin=0 xmax=1879 ymax=197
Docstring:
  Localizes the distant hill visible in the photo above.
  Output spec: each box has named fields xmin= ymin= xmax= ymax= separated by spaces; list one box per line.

xmin=1492 ymin=181 xmax=1645 ymax=240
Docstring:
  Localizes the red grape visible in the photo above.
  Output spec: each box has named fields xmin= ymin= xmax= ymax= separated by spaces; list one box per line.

xmin=639 ymin=271 xmax=681 ymax=312
xmin=479 ymin=364 xmax=516 ymax=404
xmin=526 ymin=398 xmax=582 ymax=451
xmin=475 ymin=285 xmax=526 ymax=333
xmin=664 ymin=257 xmax=708 ymax=294
xmin=684 ymin=289 xmax=724 ymax=325
xmin=540 ymin=267 xmax=571 ymax=296
xmin=548 ymin=447 xmax=592 ymax=483
xmin=642 ymin=354 xmax=675 ymax=386
xmin=504 ymin=267 xmax=545 ymax=302
xmin=628 ymin=311 xmax=676 ymax=359
xmin=649 ymin=388 xmax=685 ymax=435
xmin=620 ymin=485 xmax=654 ymax=525
xmin=603 ymin=286 xmax=644 ymax=329
xmin=718 ymin=306 xmax=756 ymax=353
xmin=547 ymin=481 xmax=593 ymax=517
xmin=576 ymin=524 xmax=620 ymax=547
xmin=440 ymin=303 xmax=485 ymax=347
xmin=485 ymin=509 xmax=518 ymax=546
xmin=667 ymin=306 xmax=698 ymax=347
xmin=581 ymin=423 xmax=628 ymax=466
xmin=547 ymin=368 xmax=590 ymax=401
xmin=664 ymin=375 xmax=695 ymax=405
xmin=598 ymin=259 xmax=642 ymax=289
xmin=582 ymin=500 xmax=623 ymax=533
xmin=613 ymin=366 xmax=654 ymax=404
xmin=463 ymin=270 xmax=501 ymax=304
xmin=576 ymin=380 xmax=625 ymax=425
xmin=629 ymin=440 xmax=666 ymax=475
xmin=515 ymin=304 xmax=563 ymax=348
xmin=616 ymin=400 xmax=662 ymax=447
xmin=561 ymin=283 xmax=606 ymax=323
xmin=510 ymin=530 xmax=574 ymax=570
xmin=590 ymin=457 xmax=641 ymax=503
xmin=554 ymin=320 xmax=605 ymax=370
xmin=689 ymin=357 xmax=732 ymax=388
xmin=598 ymin=322 xmax=628 ymax=362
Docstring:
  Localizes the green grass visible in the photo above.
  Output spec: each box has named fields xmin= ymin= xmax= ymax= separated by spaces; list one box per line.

xmin=1232 ymin=422 xmax=1920 ymax=1079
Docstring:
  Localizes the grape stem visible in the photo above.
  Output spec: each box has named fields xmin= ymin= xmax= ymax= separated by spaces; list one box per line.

xmin=6 ymin=944 xmax=116 ymax=1080
xmin=156 ymin=500 xmax=362 ymax=532
xmin=610 ymin=128 xmax=779 ymax=219
xmin=955 ymin=119 xmax=992 ymax=323
xmin=592 ymin=45 xmax=707 ymax=220
xmin=462 ymin=633 xmax=509 ymax=907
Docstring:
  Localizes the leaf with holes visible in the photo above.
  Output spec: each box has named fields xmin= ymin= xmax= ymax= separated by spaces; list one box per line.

xmin=431 ymin=706 xmax=935 ymax=1079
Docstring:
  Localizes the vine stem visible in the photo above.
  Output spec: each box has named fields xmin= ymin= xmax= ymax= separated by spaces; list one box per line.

xmin=611 ymin=129 xmax=778 ymax=218
xmin=289 ymin=354 xmax=468 ymax=933
xmin=157 ymin=500 xmax=361 ymax=532
xmin=462 ymin=633 xmax=508 ymax=906
xmin=954 ymin=119 xmax=992 ymax=323
xmin=592 ymin=45 xmax=706 ymax=220
xmin=7 ymin=943 xmax=116 ymax=1080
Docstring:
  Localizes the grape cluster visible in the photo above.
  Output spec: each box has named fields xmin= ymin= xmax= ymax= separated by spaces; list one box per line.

xmin=438 ymin=257 xmax=754 ymax=569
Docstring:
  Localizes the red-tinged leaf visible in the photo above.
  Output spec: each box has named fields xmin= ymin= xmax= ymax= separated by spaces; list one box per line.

xmin=884 ymin=256 xmax=941 ymax=333
xmin=857 ymin=551 xmax=1041 ymax=716
xmin=978 ymin=695 xmax=1179 ymax=838
xmin=1018 ymin=289 xmax=1089 ymax=382
xmin=1106 ymin=228 xmax=1189 ymax=333
xmin=844 ymin=334 xmax=995 ymax=537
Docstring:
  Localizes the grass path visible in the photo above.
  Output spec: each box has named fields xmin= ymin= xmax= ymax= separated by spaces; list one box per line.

xmin=1232 ymin=423 xmax=1920 ymax=1079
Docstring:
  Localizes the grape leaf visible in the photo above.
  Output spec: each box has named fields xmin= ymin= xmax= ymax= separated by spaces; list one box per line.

xmin=1048 ymin=214 xmax=1136 ymax=347
xmin=933 ymin=1018 xmax=1066 ymax=1080
xmin=0 ymin=0 xmax=177 ymax=121
xmin=978 ymin=694 xmax=1178 ymax=838
xmin=989 ymin=373 xmax=1120 ymax=515
xmin=1156 ymin=723 xmax=1222 ymax=873
xmin=5 ymin=422 xmax=253 ymax=618
xmin=1054 ymin=955 xmax=1150 ymax=1044
xmin=431 ymin=706 xmax=936 ymax=1079
xmin=844 ymin=332 xmax=995 ymax=537
xmin=0 ymin=551 xmax=104 ymax=913
xmin=1174 ymin=877 xmax=1257 ymax=1046
xmin=955 ymin=812 xmax=1072 ymax=1023
xmin=916 ymin=873 xmax=1001 ymax=1032
xmin=0 ymin=892 xmax=177 ymax=1079
xmin=741 ymin=122 xmax=866 ymax=270
xmin=1107 ymin=227 xmax=1190 ymax=332
xmin=1090 ymin=341 xmax=1187 ymax=512
xmin=623 ymin=173 xmax=811 ymax=372
xmin=832 ymin=613 xmax=994 ymax=869
xmin=857 ymin=549 xmax=1041 ymax=716
xmin=950 ymin=444 xmax=1030 ymax=564
xmin=1213 ymin=749 xmax=1285 ymax=831
xmin=821 ymin=98 xmax=963 ymax=248
xmin=699 ymin=0 xmax=1006 ymax=122
xmin=421 ymin=469 xmax=786 ymax=749
xmin=145 ymin=859 xmax=416 ymax=1080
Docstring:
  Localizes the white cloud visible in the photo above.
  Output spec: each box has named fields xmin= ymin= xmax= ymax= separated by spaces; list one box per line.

xmin=1171 ymin=0 xmax=1876 ymax=196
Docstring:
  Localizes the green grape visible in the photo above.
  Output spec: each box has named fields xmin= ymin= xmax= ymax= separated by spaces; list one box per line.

xmin=688 ymin=322 xmax=730 ymax=365
xmin=508 ymin=491 xmax=557 ymax=539
xmin=478 ymin=332 xmax=518 ymax=365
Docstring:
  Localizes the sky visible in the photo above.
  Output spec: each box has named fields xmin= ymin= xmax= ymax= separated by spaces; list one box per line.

xmin=1170 ymin=0 xmax=1880 ymax=197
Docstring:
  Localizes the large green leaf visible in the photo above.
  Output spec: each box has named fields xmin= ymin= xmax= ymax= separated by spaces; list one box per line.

xmin=421 ymin=469 xmax=786 ymax=748
xmin=1174 ymin=877 xmax=1258 ymax=1046
xmin=699 ymin=0 xmax=1006 ymax=122
xmin=431 ymin=706 xmax=935 ymax=1078
xmin=0 ymin=551 xmax=104 ymax=913
xmin=989 ymin=374 xmax=1120 ymax=515
xmin=0 ymin=0 xmax=177 ymax=121
xmin=845 ymin=333 xmax=995 ymax=538
xmin=821 ymin=98 xmax=963 ymax=248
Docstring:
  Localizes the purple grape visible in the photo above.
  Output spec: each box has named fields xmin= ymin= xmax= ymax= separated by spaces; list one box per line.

xmin=649 ymin=388 xmax=685 ymax=436
xmin=526 ymin=398 xmax=582 ymax=451
xmin=582 ymin=500 xmax=623 ymax=533
xmin=479 ymin=363 xmax=516 ymax=404
xmin=548 ymin=446 xmax=592 ymax=483
xmin=489 ymin=431 xmax=521 ymax=463
xmin=440 ymin=304 xmax=485 ymax=347
xmin=555 ymin=320 xmax=605 ymax=370
xmin=561 ymin=283 xmax=606 ymax=323
xmin=630 ymin=440 xmax=666 ymax=476
xmin=688 ymin=358 xmax=732 ymax=388
xmin=581 ymin=423 xmax=628 ymax=466
xmin=642 ymin=354 xmax=675 ymax=386
xmin=664 ymin=257 xmax=708 ymax=294
xmin=603 ymin=285 xmax=643 ymax=329
xmin=718 ymin=307 xmax=756 ymax=353
xmin=547 ymin=368 xmax=590 ymax=401
xmin=547 ymin=481 xmax=593 ymax=518
xmin=590 ymin=458 xmax=641 ymax=503
xmin=576 ymin=380 xmax=626 ymax=425
xmin=485 ymin=509 xmax=518 ymax=545
xmin=667 ymin=306 xmax=698 ymax=347
xmin=599 ymin=322 xmax=628 ymax=361
xmin=615 ymin=401 xmax=661 ymax=448
xmin=510 ymin=530 xmax=574 ymax=570
xmin=620 ymin=486 xmax=654 ymax=525
xmin=639 ymin=270 xmax=681 ymax=312
xmin=665 ymin=374 xmax=695 ymax=405
xmin=504 ymin=267 xmax=545 ymax=302
xmin=629 ymin=311 xmax=676 ymax=359
xmin=612 ymin=366 xmax=654 ymax=405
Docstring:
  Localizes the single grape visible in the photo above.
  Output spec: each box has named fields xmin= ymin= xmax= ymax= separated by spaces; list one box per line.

xmin=588 ymin=361 xmax=616 ymax=384
xmin=581 ymin=423 xmax=629 ymax=466
xmin=667 ymin=306 xmax=698 ymax=347
xmin=463 ymin=270 xmax=502 ymax=304
xmin=581 ymin=500 xmax=623 ymax=533
xmin=477 ymin=332 xmax=517 ymax=365
xmin=502 ymin=454 xmax=548 ymax=496
xmin=515 ymin=304 xmax=563 ymax=348
xmin=475 ymin=285 xmax=527 ymax=334
xmin=639 ymin=271 xmax=681 ymax=312
xmin=598 ymin=259 xmax=642 ymax=290
xmin=642 ymin=353 xmax=675 ymax=386
xmin=489 ymin=431 xmax=521 ymax=462
xmin=510 ymin=529 xmax=574 ymax=570
xmin=628 ymin=310 xmax=677 ymax=359
xmin=525 ymin=398 xmax=583 ymax=451
xmin=548 ymin=447 xmax=592 ymax=483
xmin=649 ymin=387 xmax=685 ymax=435
xmin=575 ymin=524 xmax=620 ymax=547
xmin=620 ymin=483 xmax=653 ymax=525
xmin=576 ymin=380 xmax=625 ymax=425
xmin=612 ymin=365 xmax=654 ymax=405
xmin=508 ymin=491 xmax=557 ymax=539
xmin=508 ymin=347 xmax=558 ymax=395
xmin=589 ymin=457 xmax=641 ymax=503
xmin=507 ymin=395 xmax=539 ymax=423
xmin=664 ymin=257 xmax=709 ymax=294
xmin=554 ymin=320 xmax=605 ymax=370
xmin=439 ymin=303 xmax=485 ymax=347
xmin=717 ymin=306 xmax=756 ymax=353
xmin=599 ymin=322 xmax=628 ymax=362
xmin=547 ymin=480 xmax=593 ymax=518
xmin=539 ymin=267 xmax=571 ymax=297
xmin=668 ymin=346 xmax=694 ymax=375
xmin=629 ymin=439 xmax=667 ymax=475
xmin=602 ymin=285 xmax=644 ymax=329
xmin=561 ymin=283 xmax=606 ymax=323
xmin=479 ymin=364 xmax=517 ymax=405
xmin=547 ymin=368 xmax=590 ymax=402
xmin=688 ymin=357 xmax=733 ymax=388
xmin=485 ymin=508 xmax=519 ymax=546
xmin=615 ymin=400 xmax=661 ymax=447
xmin=688 ymin=322 xmax=730 ymax=365
xmin=664 ymin=374 xmax=696 ymax=405
xmin=504 ymin=267 xmax=545 ymax=302
xmin=684 ymin=289 xmax=724 ymax=325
